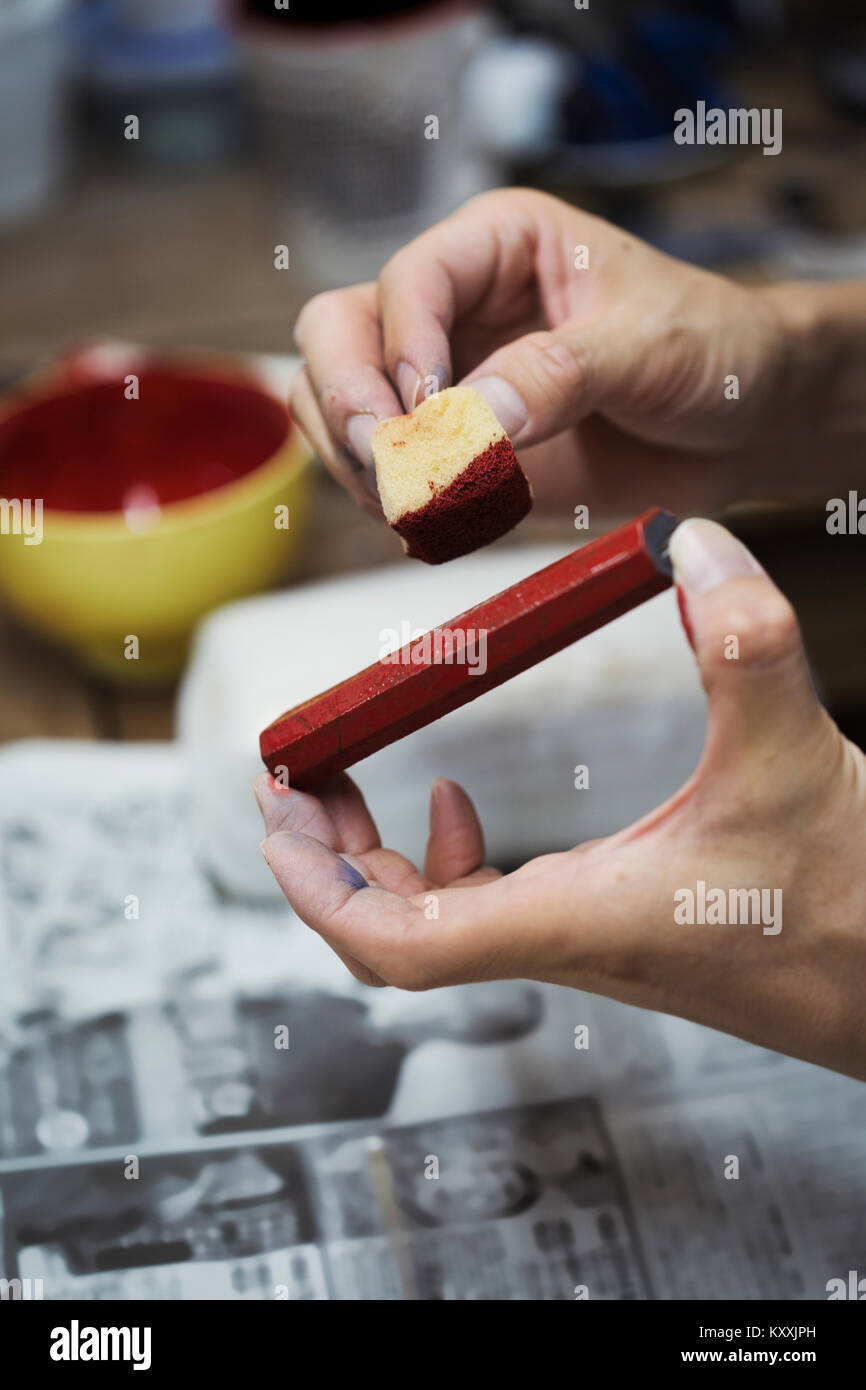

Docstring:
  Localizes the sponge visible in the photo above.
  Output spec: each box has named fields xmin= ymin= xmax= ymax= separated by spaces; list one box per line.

xmin=371 ymin=385 xmax=532 ymax=564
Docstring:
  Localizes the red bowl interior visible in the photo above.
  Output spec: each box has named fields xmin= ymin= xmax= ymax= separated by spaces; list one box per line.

xmin=0 ymin=368 xmax=291 ymax=514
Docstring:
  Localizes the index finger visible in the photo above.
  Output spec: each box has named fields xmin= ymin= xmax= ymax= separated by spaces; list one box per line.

xmin=376 ymin=188 xmax=552 ymax=410
xmin=293 ymin=282 xmax=402 ymax=470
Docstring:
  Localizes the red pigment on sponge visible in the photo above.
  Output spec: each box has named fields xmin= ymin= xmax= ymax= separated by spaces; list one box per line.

xmin=372 ymin=385 xmax=532 ymax=564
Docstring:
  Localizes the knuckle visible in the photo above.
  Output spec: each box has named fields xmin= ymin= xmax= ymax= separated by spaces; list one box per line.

xmin=293 ymin=289 xmax=346 ymax=350
xmin=712 ymin=591 xmax=801 ymax=668
xmin=522 ymin=330 xmax=591 ymax=402
xmin=378 ymin=242 xmax=415 ymax=290
xmin=320 ymin=373 xmax=353 ymax=418
xmin=319 ymin=364 xmax=381 ymax=425
xmin=462 ymin=187 xmax=523 ymax=216
xmin=465 ymin=185 xmax=554 ymax=219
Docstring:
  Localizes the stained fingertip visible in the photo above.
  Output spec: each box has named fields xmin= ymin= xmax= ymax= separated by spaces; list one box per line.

xmin=253 ymin=771 xmax=295 ymax=832
xmin=260 ymin=830 xmax=372 ymax=898
xmin=338 ymin=861 xmax=369 ymax=891
xmin=259 ymin=841 xmax=378 ymax=985
xmin=254 ymin=778 xmax=338 ymax=846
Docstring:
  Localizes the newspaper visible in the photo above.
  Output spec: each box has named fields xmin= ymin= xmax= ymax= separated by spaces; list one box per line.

xmin=0 ymin=741 xmax=861 ymax=1301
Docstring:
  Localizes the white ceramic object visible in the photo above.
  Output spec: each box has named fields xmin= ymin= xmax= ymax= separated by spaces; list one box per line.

xmin=0 ymin=0 xmax=69 ymax=224
xmin=238 ymin=5 xmax=495 ymax=287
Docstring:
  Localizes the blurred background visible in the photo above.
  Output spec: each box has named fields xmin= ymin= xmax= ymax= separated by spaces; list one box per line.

xmin=0 ymin=0 xmax=865 ymax=744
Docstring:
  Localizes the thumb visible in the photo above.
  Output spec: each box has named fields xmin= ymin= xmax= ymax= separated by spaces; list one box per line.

xmin=462 ymin=319 xmax=642 ymax=447
xmin=669 ymin=519 xmax=830 ymax=770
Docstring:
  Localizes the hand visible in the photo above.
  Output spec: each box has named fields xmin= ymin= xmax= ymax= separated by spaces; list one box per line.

xmin=256 ymin=519 xmax=866 ymax=1081
xmin=288 ymin=188 xmax=866 ymax=520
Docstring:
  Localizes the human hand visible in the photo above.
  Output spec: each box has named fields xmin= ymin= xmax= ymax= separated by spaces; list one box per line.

xmin=256 ymin=518 xmax=866 ymax=1081
xmin=288 ymin=188 xmax=862 ymax=521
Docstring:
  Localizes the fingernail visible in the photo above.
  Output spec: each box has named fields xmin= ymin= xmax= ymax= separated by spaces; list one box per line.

xmin=360 ymin=466 xmax=380 ymax=500
xmin=467 ymin=375 xmax=528 ymax=439
xmin=395 ymin=361 xmax=422 ymax=411
xmin=430 ymin=365 xmax=450 ymax=396
xmin=345 ymin=413 xmax=378 ymax=470
xmin=429 ymin=777 xmax=444 ymax=818
xmin=669 ymin=519 xmax=764 ymax=595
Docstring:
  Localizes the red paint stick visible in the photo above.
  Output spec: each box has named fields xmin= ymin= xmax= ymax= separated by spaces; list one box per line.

xmin=261 ymin=508 xmax=678 ymax=789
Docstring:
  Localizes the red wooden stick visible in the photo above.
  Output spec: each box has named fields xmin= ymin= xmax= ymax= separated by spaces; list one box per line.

xmin=261 ymin=508 xmax=678 ymax=789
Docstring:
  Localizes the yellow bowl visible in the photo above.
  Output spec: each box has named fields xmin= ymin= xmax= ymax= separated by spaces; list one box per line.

xmin=0 ymin=353 xmax=313 ymax=681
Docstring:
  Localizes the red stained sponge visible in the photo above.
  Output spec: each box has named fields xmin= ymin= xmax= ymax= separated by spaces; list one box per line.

xmin=372 ymin=385 xmax=532 ymax=564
